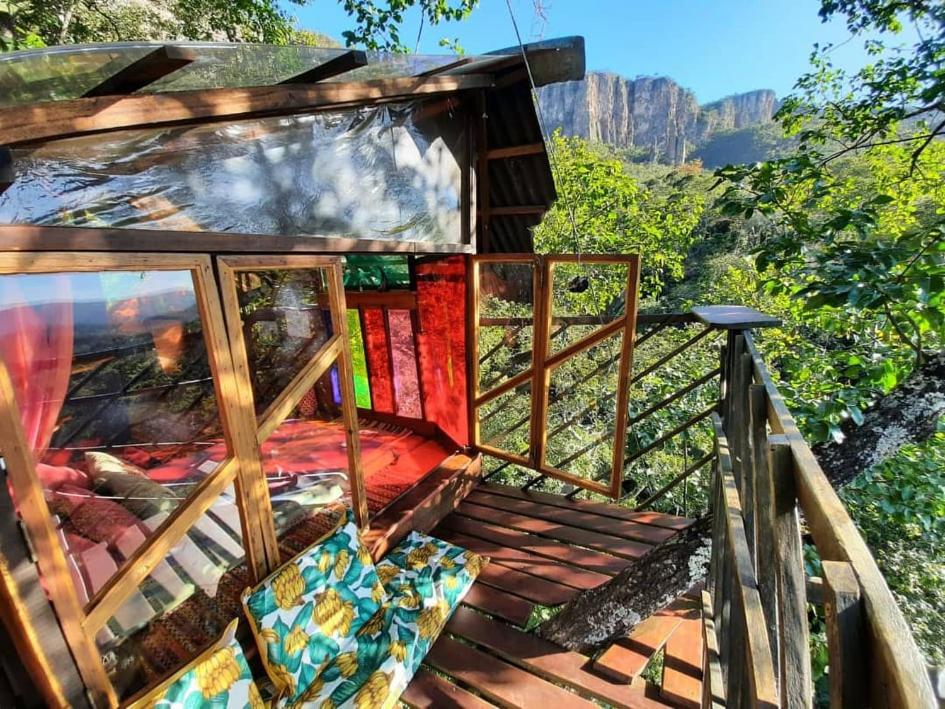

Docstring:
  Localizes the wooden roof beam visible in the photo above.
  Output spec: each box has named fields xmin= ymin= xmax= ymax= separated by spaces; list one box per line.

xmin=486 ymin=142 xmax=545 ymax=160
xmin=416 ymin=57 xmax=475 ymax=77
xmin=0 ymin=147 xmax=11 ymax=197
xmin=0 ymin=74 xmax=494 ymax=146
xmin=81 ymin=45 xmax=198 ymax=97
xmin=280 ymin=49 xmax=368 ymax=84
xmin=488 ymin=205 xmax=547 ymax=217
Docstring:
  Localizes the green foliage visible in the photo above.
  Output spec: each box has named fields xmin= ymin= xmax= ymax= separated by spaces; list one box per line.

xmin=534 ymin=132 xmax=706 ymax=301
xmin=339 ymin=0 xmax=478 ymax=51
xmin=840 ymin=428 xmax=945 ymax=664
xmin=0 ymin=0 xmax=477 ymax=52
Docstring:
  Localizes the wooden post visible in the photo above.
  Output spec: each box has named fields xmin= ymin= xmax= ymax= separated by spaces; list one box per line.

xmin=530 ymin=258 xmax=553 ymax=470
xmin=701 ymin=589 xmax=727 ymax=709
xmin=750 ymin=384 xmax=780 ymax=691
xmin=735 ymin=351 xmax=755 ymax=559
xmin=768 ymin=436 xmax=813 ymax=709
xmin=328 ymin=261 xmax=369 ymax=527
xmin=822 ymin=560 xmax=867 ymax=708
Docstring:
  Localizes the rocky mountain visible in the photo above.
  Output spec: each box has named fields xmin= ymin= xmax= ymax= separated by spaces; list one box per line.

xmin=537 ymin=72 xmax=779 ymax=165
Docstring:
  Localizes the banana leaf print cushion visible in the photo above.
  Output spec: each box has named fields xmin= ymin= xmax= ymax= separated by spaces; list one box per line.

xmin=279 ymin=532 xmax=486 ymax=708
xmin=241 ymin=509 xmax=387 ymax=705
xmin=126 ymin=618 xmax=263 ymax=709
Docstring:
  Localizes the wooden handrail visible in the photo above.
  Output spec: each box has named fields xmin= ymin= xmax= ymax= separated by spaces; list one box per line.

xmin=703 ymin=328 xmax=936 ymax=707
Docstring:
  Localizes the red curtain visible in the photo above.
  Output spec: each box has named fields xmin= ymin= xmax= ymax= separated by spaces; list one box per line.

xmin=415 ymin=256 xmax=468 ymax=446
xmin=0 ymin=275 xmax=75 ymax=459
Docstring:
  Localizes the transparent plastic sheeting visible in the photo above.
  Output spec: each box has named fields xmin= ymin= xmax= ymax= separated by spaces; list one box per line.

xmin=0 ymin=98 xmax=467 ymax=244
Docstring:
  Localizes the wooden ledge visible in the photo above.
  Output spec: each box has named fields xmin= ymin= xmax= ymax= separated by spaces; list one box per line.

xmin=691 ymin=305 xmax=780 ymax=330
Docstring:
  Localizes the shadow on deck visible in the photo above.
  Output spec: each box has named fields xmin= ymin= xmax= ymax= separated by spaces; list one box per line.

xmin=402 ymin=482 xmax=704 ymax=709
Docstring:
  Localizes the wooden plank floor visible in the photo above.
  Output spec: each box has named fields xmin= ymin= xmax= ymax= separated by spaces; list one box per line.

xmin=401 ymin=482 xmax=704 ymax=709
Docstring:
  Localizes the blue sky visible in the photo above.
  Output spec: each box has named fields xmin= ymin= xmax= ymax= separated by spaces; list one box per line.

xmin=287 ymin=0 xmax=919 ymax=103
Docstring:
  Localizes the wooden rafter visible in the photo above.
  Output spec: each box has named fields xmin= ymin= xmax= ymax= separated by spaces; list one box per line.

xmin=0 ymin=74 xmax=493 ymax=146
xmin=82 ymin=45 xmax=197 ymax=97
xmin=488 ymin=205 xmax=547 ymax=217
xmin=416 ymin=57 xmax=475 ymax=77
xmin=486 ymin=142 xmax=546 ymax=160
xmin=280 ymin=49 xmax=368 ymax=84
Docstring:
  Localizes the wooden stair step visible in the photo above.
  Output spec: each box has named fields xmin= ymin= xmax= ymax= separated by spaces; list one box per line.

xmin=403 ymin=667 xmax=497 ymax=708
xmin=660 ymin=609 xmax=704 ymax=709
xmin=461 ymin=582 xmax=534 ymax=627
xmin=446 ymin=606 xmax=664 ymax=709
xmin=455 ymin=502 xmax=654 ymax=560
xmin=478 ymin=483 xmax=694 ymax=530
xmin=441 ymin=515 xmax=629 ymax=575
xmin=436 ymin=528 xmax=612 ymax=590
xmin=467 ymin=490 xmax=678 ymax=545
xmin=425 ymin=634 xmax=598 ymax=709
xmin=476 ymin=559 xmax=577 ymax=606
xmin=596 ymin=596 xmax=700 ymax=683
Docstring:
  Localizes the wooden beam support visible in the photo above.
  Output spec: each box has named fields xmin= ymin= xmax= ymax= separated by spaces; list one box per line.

xmin=416 ymin=57 xmax=475 ymax=77
xmin=487 ymin=205 xmax=547 ymax=217
xmin=822 ymin=560 xmax=868 ymax=709
xmin=0 ymin=147 xmax=12 ymax=197
xmin=0 ymin=74 xmax=493 ymax=146
xmin=0 ymin=224 xmax=475 ymax=255
xmin=486 ymin=142 xmax=546 ymax=160
xmin=280 ymin=50 xmax=368 ymax=84
xmin=82 ymin=45 xmax=197 ymax=97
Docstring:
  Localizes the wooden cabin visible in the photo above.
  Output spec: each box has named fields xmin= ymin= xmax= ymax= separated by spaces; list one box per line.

xmin=0 ymin=39 xmax=936 ymax=708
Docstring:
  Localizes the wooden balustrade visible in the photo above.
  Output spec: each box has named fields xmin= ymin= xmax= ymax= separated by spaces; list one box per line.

xmin=702 ymin=321 xmax=936 ymax=708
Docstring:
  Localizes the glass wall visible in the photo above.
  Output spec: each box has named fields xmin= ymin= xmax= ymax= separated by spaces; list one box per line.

xmin=0 ymin=98 xmax=469 ymax=245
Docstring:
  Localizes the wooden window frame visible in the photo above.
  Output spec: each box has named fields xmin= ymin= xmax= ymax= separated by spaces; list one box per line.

xmin=469 ymin=254 xmax=641 ymax=498
xmin=216 ymin=255 xmax=369 ymax=531
xmin=0 ymin=252 xmax=268 ymax=707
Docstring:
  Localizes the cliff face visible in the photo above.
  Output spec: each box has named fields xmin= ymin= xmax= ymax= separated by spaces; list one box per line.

xmin=538 ymin=72 xmax=778 ymax=164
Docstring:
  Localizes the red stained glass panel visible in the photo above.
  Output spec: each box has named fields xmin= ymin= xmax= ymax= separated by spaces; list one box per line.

xmin=416 ymin=256 xmax=468 ymax=445
xmin=361 ymin=307 xmax=395 ymax=413
xmin=387 ymin=309 xmax=422 ymax=419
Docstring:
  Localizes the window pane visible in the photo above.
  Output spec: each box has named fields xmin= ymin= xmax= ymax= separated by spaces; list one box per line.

xmin=548 ymin=261 xmax=629 ymax=356
xmin=259 ymin=364 xmax=353 ymax=559
xmin=93 ymin=500 xmax=247 ymax=700
xmin=544 ymin=331 xmax=624 ymax=487
xmin=477 ymin=262 xmax=535 ymax=392
xmin=230 ymin=268 xmax=333 ymax=418
xmin=0 ymin=270 xmax=231 ymax=605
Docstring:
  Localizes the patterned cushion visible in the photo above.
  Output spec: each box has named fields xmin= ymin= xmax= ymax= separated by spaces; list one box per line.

xmin=241 ymin=509 xmax=387 ymax=705
xmin=125 ymin=618 xmax=263 ymax=709
xmin=285 ymin=533 xmax=486 ymax=708
xmin=379 ymin=531 xmax=487 ymax=611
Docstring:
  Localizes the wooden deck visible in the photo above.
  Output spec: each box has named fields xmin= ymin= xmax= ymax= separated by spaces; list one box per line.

xmin=401 ymin=482 xmax=705 ymax=709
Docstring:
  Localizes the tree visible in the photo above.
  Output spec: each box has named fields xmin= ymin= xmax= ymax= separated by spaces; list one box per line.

xmin=0 ymin=0 xmax=480 ymax=52
xmin=538 ymin=1 xmax=945 ymax=656
xmin=534 ymin=131 xmax=706 ymax=300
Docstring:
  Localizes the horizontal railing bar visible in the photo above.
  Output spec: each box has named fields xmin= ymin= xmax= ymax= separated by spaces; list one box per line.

xmin=627 ymin=367 xmax=721 ymax=427
xmin=628 ymin=326 xmax=716 ymax=386
xmin=633 ymin=450 xmax=716 ymax=511
xmin=624 ymin=405 xmax=716 ymax=467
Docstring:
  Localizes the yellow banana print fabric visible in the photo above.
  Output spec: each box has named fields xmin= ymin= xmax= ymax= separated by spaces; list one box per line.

xmin=242 ymin=510 xmax=387 ymax=705
xmin=282 ymin=531 xmax=487 ymax=708
xmin=127 ymin=619 xmax=263 ymax=709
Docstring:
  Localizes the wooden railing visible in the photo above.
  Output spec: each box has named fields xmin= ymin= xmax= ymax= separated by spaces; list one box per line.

xmin=705 ymin=323 xmax=936 ymax=707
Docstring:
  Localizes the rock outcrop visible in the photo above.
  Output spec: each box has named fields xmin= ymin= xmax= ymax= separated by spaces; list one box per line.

xmin=538 ymin=72 xmax=778 ymax=164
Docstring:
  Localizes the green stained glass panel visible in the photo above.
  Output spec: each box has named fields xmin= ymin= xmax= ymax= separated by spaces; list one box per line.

xmin=347 ymin=309 xmax=371 ymax=408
